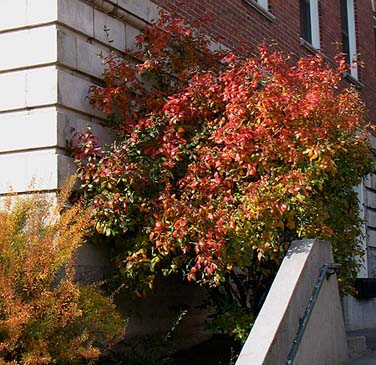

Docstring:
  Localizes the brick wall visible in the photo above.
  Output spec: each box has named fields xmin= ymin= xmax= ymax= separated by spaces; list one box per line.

xmin=152 ymin=0 xmax=376 ymax=121
xmin=356 ymin=1 xmax=376 ymax=120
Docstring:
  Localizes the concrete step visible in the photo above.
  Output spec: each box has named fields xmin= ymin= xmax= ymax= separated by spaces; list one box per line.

xmin=346 ymin=335 xmax=369 ymax=360
xmin=342 ymin=350 xmax=376 ymax=364
xmin=348 ymin=328 xmax=376 ymax=351
xmin=344 ymin=328 xmax=376 ymax=364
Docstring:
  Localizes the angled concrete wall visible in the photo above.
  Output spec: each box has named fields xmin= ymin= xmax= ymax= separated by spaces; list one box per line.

xmin=236 ymin=239 xmax=348 ymax=365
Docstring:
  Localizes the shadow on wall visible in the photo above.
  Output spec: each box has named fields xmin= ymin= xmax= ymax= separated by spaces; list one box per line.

xmin=74 ymin=243 xmax=213 ymax=351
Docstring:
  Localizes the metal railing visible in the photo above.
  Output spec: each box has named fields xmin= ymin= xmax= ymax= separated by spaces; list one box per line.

xmin=286 ymin=263 xmax=341 ymax=365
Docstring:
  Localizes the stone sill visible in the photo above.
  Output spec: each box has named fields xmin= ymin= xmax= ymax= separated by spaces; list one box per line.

xmin=344 ymin=71 xmax=364 ymax=89
xmin=300 ymin=38 xmax=364 ymax=89
xmin=242 ymin=0 xmax=276 ymax=22
xmin=82 ymin=0 xmax=149 ymax=30
xmin=300 ymin=37 xmax=320 ymax=54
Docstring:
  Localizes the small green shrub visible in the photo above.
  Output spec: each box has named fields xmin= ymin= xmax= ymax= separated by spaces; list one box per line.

xmin=0 ymin=180 xmax=126 ymax=364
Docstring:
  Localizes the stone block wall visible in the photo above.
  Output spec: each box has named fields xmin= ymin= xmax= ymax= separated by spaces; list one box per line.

xmin=364 ymin=136 xmax=376 ymax=278
xmin=0 ymin=0 xmax=157 ymax=194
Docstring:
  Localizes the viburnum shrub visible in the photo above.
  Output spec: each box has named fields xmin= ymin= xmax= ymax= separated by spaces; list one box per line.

xmin=75 ymin=12 xmax=373 ymax=340
xmin=0 ymin=179 xmax=125 ymax=364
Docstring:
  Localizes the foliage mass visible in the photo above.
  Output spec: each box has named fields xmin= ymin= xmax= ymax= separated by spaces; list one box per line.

xmin=75 ymin=12 xmax=373 ymax=341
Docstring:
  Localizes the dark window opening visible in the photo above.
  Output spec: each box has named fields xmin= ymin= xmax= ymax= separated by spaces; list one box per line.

xmin=300 ymin=0 xmax=312 ymax=43
xmin=340 ymin=0 xmax=350 ymax=65
xmin=374 ymin=17 xmax=376 ymax=59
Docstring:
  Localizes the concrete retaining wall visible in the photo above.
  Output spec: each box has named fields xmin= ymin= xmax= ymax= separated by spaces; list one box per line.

xmin=236 ymin=239 xmax=348 ymax=365
xmin=343 ymin=295 xmax=376 ymax=331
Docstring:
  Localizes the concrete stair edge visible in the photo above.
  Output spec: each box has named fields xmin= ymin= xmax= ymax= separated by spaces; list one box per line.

xmin=346 ymin=335 xmax=370 ymax=361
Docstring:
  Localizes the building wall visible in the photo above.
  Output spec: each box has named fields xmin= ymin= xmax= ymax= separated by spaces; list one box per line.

xmin=0 ymin=1 xmax=60 ymax=192
xmin=0 ymin=0 xmax=216 ymax=346
xmin=1 ymin=1 xmax=374 ymax=243
xmin=151 ymin=0 xmax=376 ymax=277
xmin=0 ymin=0 xmax=156 ymax=194
xmin=1 ymin=0 xmax=376 ymax=340
xmin=152 ymin=0 xmax=376 ymax=120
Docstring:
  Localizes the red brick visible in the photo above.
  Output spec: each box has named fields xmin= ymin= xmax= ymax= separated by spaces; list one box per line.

xmin=151 ymin=0 xmax=376 ymax=121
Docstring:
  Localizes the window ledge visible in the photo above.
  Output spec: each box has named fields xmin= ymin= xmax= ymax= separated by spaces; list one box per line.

xmin=300 ymin=37 xmax=320 ymax=54
xmin=300 ymin=38 xmax=364 ymax=89
xmin=243 ymin=0 xmax=276 ymax=22
xmin=344 ymin=71 xmax=364 ymax=89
